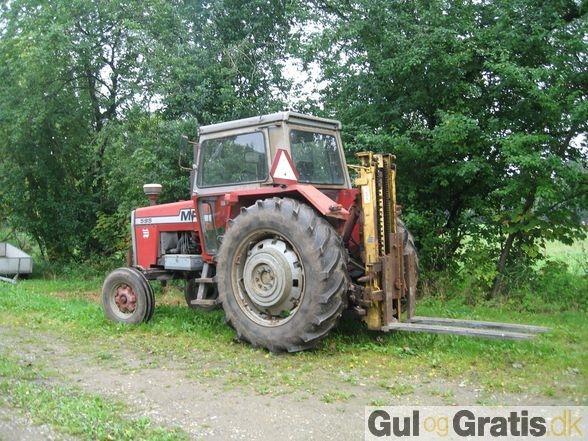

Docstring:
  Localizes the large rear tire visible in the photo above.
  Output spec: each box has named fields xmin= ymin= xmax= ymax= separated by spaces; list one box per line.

xmin=217 ymin=198 xmax=349 ymax=352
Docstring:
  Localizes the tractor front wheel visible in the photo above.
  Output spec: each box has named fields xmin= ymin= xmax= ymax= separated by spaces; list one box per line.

xmin=102 ymin=267 xmax=154 ymax=324
xmin=217 ymin=198 xmax=349 ymax=352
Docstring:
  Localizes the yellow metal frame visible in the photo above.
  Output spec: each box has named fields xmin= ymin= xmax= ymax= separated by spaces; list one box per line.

xmin=352 ymin=151 xmax=404 ymax=329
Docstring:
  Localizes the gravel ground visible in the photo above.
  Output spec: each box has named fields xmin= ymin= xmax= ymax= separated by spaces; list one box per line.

xmin=0 ymin=326 xmax=572 ymax=440
xmin=0 ymin=406 xmax=72 ymax=441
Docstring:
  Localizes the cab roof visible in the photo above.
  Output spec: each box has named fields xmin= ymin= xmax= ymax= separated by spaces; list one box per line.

xmin=198 ymin=111 xmax=342 ymax=135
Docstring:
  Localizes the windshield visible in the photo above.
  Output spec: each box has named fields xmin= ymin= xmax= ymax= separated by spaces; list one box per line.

xmin=198 ymin=132 xmax=267 ymax=187
xmin=289 ymin=130 xmax=345 ymax=185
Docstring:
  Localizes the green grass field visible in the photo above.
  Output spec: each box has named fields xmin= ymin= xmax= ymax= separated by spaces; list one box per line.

xmin=1 ymin=273 xmax=586 ymax=397
xmin=543 ymin=238 xmax=588 ymax=275
xmin=0 ymin=239 xmax=586 ymax=437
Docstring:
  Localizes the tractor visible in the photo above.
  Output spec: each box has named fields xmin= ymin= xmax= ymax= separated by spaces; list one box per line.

xmin=102 ymin=112 xmax=547 ymax=352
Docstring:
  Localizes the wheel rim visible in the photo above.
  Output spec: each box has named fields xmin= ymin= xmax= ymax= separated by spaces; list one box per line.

xmin=110 ymin=283 xmax=137 ymax=319
xmin=232 ymin=232 xmax=304 ymax=327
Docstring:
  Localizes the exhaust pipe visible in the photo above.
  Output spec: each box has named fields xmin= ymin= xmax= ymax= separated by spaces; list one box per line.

xmin=143 ymin=184 xmax=162 ymax=206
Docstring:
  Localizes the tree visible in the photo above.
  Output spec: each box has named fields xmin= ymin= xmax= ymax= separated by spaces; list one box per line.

xmin=478 ymin=0 xmax=588 ymax=296
xmin=0 ymin=0 xmax=164 ymax=258
xmin=149 ymin=0 xmax=296 ymax=123
xmin=0 ymin=0 xmax=294 ymax=260
xmin=302 ymin=0 xmax=587 ymax=294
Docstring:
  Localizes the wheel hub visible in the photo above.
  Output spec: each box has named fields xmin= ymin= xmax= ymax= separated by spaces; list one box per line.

xmin=239 ymin=237 xmax=303 ymax=321
xmin=114 ymin=284 xmax=137 ymax=314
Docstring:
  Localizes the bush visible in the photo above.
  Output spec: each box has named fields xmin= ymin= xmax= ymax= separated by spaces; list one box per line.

xmin=525 ymin=260 xmax=588 ymax=312
xmin=419 ymin=255 xmax=587 ymax=313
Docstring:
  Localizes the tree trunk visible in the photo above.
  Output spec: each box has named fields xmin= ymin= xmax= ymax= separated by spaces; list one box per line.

xmin=488 ymin=231 xmax=517 ymax=299
xmin=488 ymin=188 xmax=537 ymax=298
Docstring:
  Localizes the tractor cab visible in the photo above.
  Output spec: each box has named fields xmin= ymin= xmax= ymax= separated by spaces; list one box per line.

xmin=194 ymin=112 xmax=352 ymax=195
xmin=190 ymin=112 xmax=358 ymax=263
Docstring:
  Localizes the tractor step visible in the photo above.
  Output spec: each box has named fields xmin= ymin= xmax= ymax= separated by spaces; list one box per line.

xmin=192 ymin=277 xmax=215 ymax=284
xmin=381 ymin=316 xmax=549 ymax=340
xmin=189 ymin=299 xmax=218 ymax=307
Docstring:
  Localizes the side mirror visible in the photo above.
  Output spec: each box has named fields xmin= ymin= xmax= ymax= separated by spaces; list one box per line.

xmin=179 ymin=134 xmax=200 ymax=193
xmin=190 ymin=169 xmax=196 ymax=193
xmin=179 ymin=134 xmax=188 ymax=152
xmin=178 ymin=135 xmax=193 ymax=171
xmin=193 ymin=142 xmax=200 ymax=165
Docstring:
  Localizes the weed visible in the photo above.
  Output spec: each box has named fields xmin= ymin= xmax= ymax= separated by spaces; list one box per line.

xmin=369 ymin=398 xmax=388 ymax=406
xmin=378 ymin=382 xmax=415 ymax=396
xmin=321 ymin=391 xmax=354 ymax=403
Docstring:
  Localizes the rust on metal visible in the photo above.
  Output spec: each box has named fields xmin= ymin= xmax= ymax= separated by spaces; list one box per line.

xmin=114 ymin=284 xmax=137 ymax=314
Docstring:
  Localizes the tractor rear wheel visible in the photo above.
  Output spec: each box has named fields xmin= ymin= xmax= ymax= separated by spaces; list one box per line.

xmin=217 ymin=197 xmax=349 ymax=352
xmin=102 ymin=267 xmax=154 ymax=324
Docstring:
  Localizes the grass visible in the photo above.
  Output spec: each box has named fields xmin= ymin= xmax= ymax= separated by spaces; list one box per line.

xmin=543 ymin=237 xmax=588 ymax=275
xmin=0 ymin=276 xmax=586 ymax=404
xmin=0 ymin=352 xmax=187 ymax=440
xmin=377 ymin=382 xmax=415 ymax=396
xmin=321 ymin=391 xmax=355 ymax=403
xmin=0 ymin=239 xmax=586 ymax=419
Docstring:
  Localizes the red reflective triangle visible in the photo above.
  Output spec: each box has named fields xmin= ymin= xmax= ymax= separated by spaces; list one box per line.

xmin=270 ymin=149 xmax=299 ymax=185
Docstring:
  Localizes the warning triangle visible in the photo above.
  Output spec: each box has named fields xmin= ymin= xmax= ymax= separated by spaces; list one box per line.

xmin=270 ymin=149 xmax=299 ymax=184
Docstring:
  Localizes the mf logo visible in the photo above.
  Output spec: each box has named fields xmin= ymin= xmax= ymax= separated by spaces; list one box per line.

xmin=179 ymin=208 xmax=196 ymax=222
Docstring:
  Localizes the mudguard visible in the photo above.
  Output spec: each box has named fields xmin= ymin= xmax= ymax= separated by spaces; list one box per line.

xmin=223 ymin=184 xmax=350 ymax=221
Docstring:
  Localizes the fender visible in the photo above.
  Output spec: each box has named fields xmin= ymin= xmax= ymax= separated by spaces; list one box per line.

xmin=223 ymin=184 xmax=350 ymax=220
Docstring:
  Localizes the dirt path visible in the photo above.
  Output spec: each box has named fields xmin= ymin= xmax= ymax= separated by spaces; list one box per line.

xmin=0 ymin=326 xmax=366 ymax=440
xmin=0 ymin=326 xmax=570 ymax=440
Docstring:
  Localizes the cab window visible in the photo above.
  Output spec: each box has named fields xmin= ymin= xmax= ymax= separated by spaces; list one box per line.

xmin=198 ymin=132 xmax=267 ymax=187
xmin=290 ymin=130 xmax=345 ymax=185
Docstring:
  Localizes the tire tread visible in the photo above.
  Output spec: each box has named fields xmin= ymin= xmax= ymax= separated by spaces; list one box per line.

xmin=217 ymin=197 xmax=349 ymax=352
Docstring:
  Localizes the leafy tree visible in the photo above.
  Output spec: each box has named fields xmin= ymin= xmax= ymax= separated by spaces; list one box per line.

xmin=93 ymin=112 xmax=198 ymax=258
xmin=0 ymin=1 xmax=92 ymax=258
xmin=302 ymin=0 xmax=587 ymax=295
xmin=0 ymin=0 xmax=160 ymax=258
xmin=478 ymin=0 xmax=588 ymax=296
xmin=150 ymin=0 xmax=296 ymax=122
xmin=0 ymin=0 xmax=294 ymax=260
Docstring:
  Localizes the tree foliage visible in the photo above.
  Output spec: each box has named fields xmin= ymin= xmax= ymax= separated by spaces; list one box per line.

xmin=0 ymin=0 xmax=586 ymax=297
xmin=0 ymin=0 xmax=294 ymax=259
xmin=303 ymin=0 xmax=587 ymax=294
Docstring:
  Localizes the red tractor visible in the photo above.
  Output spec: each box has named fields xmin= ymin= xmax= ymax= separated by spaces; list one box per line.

xmin=102 ymin=112 xmax=547 ymax=351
